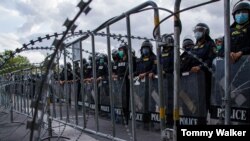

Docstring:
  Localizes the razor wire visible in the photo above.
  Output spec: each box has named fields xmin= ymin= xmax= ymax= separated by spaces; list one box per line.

xmin=1 ymin=0 xmax=247 ymax=141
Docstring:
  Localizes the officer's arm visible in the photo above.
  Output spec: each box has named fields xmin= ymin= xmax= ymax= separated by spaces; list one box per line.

xmin=202 ymin=41 xmax=216 ymax=70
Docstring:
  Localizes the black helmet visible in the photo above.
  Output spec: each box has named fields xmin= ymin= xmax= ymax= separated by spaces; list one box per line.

xmin=98 ymin=53 xmax=107 ymax=62
xmin=118 ymin=43 xmax=127 ymax=50
xmin=232 ymin=2 xmax=250 ymax=16
xmin=193 ymin=23 xmax=210 ymax=35
xmin=141 ymin=40 xmax=153 ymax=50
xmin=160 ymin=34 xmax=174 ymax=47
xmin=88 ymin=55 xmax=92 ymax=62
xmin=112 ymin=48 xmax=118 ymax=56
xmin=82 ymin=58 xmax=87 ymax=65
xmin=215 ymin=36 xmax=223 ymax=43
xmin=182 ymin=38 xmax=194 ymax=49
xmin=74 ymin=61 xmax=79 ymax=66
xmin=66 ymin=62 xmax=72 ymax=68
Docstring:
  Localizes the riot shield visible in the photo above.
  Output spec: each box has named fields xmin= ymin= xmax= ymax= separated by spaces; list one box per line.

xmin=179 ymin=71 xmax=207 ymax=125
xmin=98 ymin=79 xmax=110 ymax=116
xmin=132 ymin=77 xmax=150 ymax=129
xmin=112 ymin=79 xmax=126 ymax=123
xmin=210 ymin=56 xmax=250 ymax=124
xmin=84 ymin=82 xmax=95 ymax=110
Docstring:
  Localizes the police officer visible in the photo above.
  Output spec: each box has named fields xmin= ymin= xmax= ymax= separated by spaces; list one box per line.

xmin=96 ymin=53 xmax=108 ymax=81
xmin=116 ymin=43 xmax=136 ymax=124
xmin=149 ymin=34 xmax=175 ymax=127
xmin=214 ymin=36 xmax=224 ymax=58
xmin=83 ymin=55 xmax=93 ymax=83
xmin=160 ymin=34 xmax=174 ymax=74
xmin=187 ymin=23 xmax=216 ymax=118
xmin=59 ymin=62 xmax=73 ymax=83
xmin=180 ymin=37 xmax=195 ymax=73
xmin=229 ymin=2 xmax=250 ymax=62
xmin=112 ymin=48 xmax=119 ymax=79
xmin=135 ymin=40 xmax=156 ymax=129
xmin=136 ymin=40 xmax=157 ymax=78
xmin=59 ymin=62 xmax=73 ymax=104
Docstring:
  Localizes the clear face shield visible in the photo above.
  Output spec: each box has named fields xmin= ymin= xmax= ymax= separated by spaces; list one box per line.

xmin=193 ymin=26 xmax=206 ymax=40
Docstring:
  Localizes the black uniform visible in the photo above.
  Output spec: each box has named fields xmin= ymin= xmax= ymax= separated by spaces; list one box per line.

xmin=161 ymin=48 xmax=174 ymax=74
xmin=136 ymin=55 xmax=156 ymax=75
xmin=219 ymin=23 xmax=250 ymax=57
xmin=181 ymin=37 xmax=216 ymax=115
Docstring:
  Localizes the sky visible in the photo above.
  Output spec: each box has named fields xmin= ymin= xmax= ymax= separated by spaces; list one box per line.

xmin=0 ymin=0 xmax=241 ymax=64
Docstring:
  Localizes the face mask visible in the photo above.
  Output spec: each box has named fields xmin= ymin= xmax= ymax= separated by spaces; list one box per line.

xmin=216 ymin=45 xmax=222 ymax=51
xmin=235 ymin=13 xmax=249 ymax=24
xmin=184 ymin=46 xmax=191 ymax=52
xmin=142 ymin=48 xmax=150 ymax=55
xmin=99 ymin=58 xmax=104 ymax=64
xmin=194 ymin=31 xmax=203 ymax=40
xmin=118 ymin=51 xmax=124 ymax=58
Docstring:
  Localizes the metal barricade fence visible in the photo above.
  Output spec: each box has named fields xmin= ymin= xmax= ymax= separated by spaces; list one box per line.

xmin=210 ymin=56 xmax=250 ymax=125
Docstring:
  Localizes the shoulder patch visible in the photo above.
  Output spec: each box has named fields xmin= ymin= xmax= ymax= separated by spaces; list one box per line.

xmin=143 ymin=58 xmax=149 ymax=61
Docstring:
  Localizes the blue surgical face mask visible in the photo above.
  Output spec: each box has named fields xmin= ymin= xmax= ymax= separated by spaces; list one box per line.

xmin=142 ymin=48 xmax=150 ymax=55
xmin=118 ymin=50 xmax=124 ymax=58
xmin=194 ymin=31 xmax=203 ymax=40
xmin=235 ymin=13 xmax=249 ymax=24
xmin=216 ymin=45 xmax=222 ymax=51
xmin=99 ymin=58 xmax=104 ymax=64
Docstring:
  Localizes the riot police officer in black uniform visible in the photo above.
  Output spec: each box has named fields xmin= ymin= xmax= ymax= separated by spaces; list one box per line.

xmin=160 ymin=34 xmax=174 ymax=75
xmin=183 ymin=23 xmax=216 ymax=117
xmin=229 ymin=2 xmax=250 ymax=62
xmin=180 ymin=37 xmax=195 ymax=73
xmin=116 ymin=43 xmax=137 ymax=124
xmin=60 ymin=62 xmax=73 ymax=104
xmin=135 ymin=40 xmax=156 ymax=129
xmin=136 ymin=40 xmax=157 ymax=78
xmin=83 ymin=56 xmax=93 ymax=83
xmin=112 ymin=48 xmax=119 ymax=79
xmin=161 ymin=34 xmax=175 ymax=127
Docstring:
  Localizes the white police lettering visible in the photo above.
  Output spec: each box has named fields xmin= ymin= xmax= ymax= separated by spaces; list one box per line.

xmin=114 ymin=108 xmax=122 ymax=115
xmin=217 ymin=108 xmax=247 ymax=121
xmin=99 ymin=66 xmax=103 ymax=69
xmin=100 ymin=106 xmax=109 ymax=112
xmin=90 ymin=104 xmax=95 ymax=110
xmin=118 ymin=62 xmax=126 ymax=67
xmin=216 ymin=129 xmax=246 ymax=136
xmin=181 ymin=129 xmax=213 ymax=138
xmin=179 ymin=117 xmax=198 ymax=125
xmin=151 ymin=113 xmax=160 ymax=122
xmin=130 ymin=113 xmax=143 ymax=121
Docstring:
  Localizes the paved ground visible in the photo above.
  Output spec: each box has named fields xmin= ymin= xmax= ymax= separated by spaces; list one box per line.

xmin=0 ymin=102 xmax=162 ymax=141
xmin=0 ymin=108 xmax=99 ymax=141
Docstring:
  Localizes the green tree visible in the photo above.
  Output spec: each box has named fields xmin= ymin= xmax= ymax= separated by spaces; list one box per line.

xmin=0 ymin=50 xmax=30 ymax=75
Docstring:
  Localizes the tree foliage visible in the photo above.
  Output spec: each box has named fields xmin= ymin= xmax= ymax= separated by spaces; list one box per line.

xmin=0 ymin=50 xmax=30 ymax=75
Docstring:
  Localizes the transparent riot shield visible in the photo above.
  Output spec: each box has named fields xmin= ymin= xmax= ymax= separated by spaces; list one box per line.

xmin=148 ymin=74 xmax=174 ymax=130
xmin=112 ymin=78 xmax=125 ymax=123
xmin=179 ymin=71 xmax=207 ymax=125
xmin=98 ymin=79 xmax=110 ymax=117
xmin=210 ymin=56 xmax=250 ymax=124
xmin=84 ymin=82 xmax=95 ymax=111
xmin=133 ymin=77 xmax=150 ymax=129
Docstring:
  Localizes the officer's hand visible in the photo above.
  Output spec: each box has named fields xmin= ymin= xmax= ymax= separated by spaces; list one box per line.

xmin=230 ymin=51 xmax=242 ymax=63
xmin=97 ymin=77 xmax=102 ymax=82
xmin=112 ymin=75 xmax=118 ymax=80
xmin=148 ymin=73 xmax=155 ymax=79
xmin=190 ymin=66 xmax=200 ymax=73
xmin=139 ymin=73 xmax=146 ymax=79
xmin=59 ymin=81 xmax=64 ymax=85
